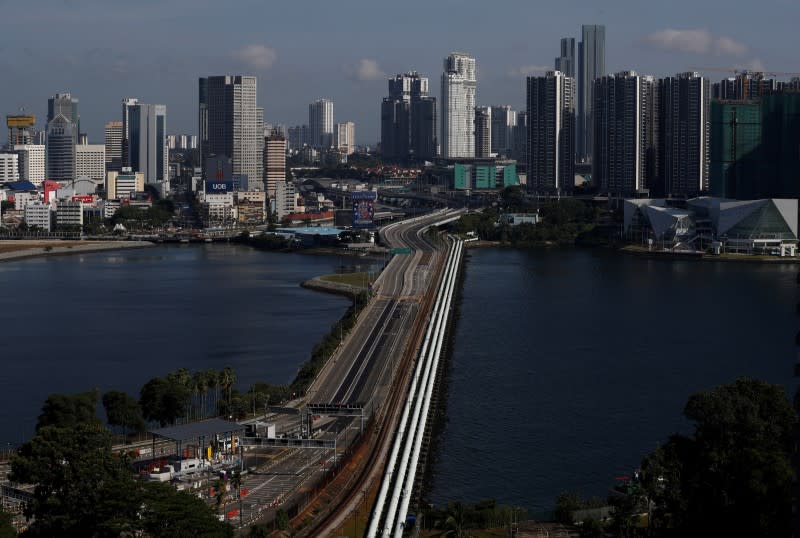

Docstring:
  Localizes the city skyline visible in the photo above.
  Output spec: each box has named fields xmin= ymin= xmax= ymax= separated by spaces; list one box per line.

xmin=0 ymin=0 xmax=791 ymax=145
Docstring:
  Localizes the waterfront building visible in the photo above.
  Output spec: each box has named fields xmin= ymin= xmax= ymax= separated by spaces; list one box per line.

xmin=474 ymin=107 xmax=491 ymax=158
xmin=199 ymin=76 xmax=264 ymax=185
xmin=105 ymin=169 xmax=144 ymax=199
xmin=309 ymin=99 xmax=334 ymax=149
xmin=555 ymin=37 xmax=576 ymax=79
xmin=24 ymin=201 xmax=52 ymax=231
xmin=263 ymin=131 xmax=287 ymax=198
xmin=14 ymin=144 xmax=45 ymax=186
xmin=758 ymin=93 xmax=800 ymax=198
xmin=659 ymin=72 xmax=710 ymax=197
xmin=335 ymin=122 xmax=356 ymax=155
xmin=55 ymin=200 xmax=84 ymax=229
xmin=0 ymin=152 xmax=19 ymax=182
xmin=441 ymin=53 xmax=477 ymax=158
xmin=709 ymin=101 xmax=761 ymax=199
xmin=104 ymin=121 xmax=122 ymax=172
xmin=526 ymin=71 xmax=575 ymax=194
xmin=274 ymin=181 xmax=297 ymax=219
xmin=46 ymin=114 xmax=77 ymax=183
xmin=592 ymin=71 xmax=660 ymax=197
xmin=577 ymin=25 xmax=605 ymax=163
xmin=76 ymin=144 xmax=106 ymax=185
xmin=450 ymin=161 xmax=519 ymax=190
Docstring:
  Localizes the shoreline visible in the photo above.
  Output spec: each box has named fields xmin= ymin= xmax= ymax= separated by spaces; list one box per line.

xmin=0 ymin=240 xmax=156 ymax=263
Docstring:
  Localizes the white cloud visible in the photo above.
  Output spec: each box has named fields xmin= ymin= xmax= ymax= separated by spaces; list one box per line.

xmin=232 ymin=44 xmax=277 ymax=70
xmin=508 ymin=65 xmax=551 ymax=78
xmin=354 ymin=58 xmax=385 ymax=81
xmin=644 ymin=29 xmax=748 ymax=57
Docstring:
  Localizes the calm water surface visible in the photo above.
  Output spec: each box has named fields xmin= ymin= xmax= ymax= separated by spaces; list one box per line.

xmin=0 ymin=244 xmax=377 ymax=442
xmin=428 ymin=247 xmax=799 ymax=514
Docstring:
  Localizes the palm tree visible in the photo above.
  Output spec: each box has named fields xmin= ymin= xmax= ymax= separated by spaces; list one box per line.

xmin=444 ymin=502 xmax=469 ymax=538
xmin=220 ymin=366 xmax=236 ymax=409
xmin=191 ymin=371 xmax=205 ymax=420
xmin=205 ymin=369 xmax=218 ymax=417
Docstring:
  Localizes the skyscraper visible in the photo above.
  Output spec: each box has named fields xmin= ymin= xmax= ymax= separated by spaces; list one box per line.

xmin=123 ymin=101 xmax=168 ymax=184
xmin=335 ymin=122 xmax=356 ymax=155
xmin=381 ymin=72 xmax=437 ymax=162
xmin=474 ymin=107 xmax=491 ymax=158
xmin=441 ymin=52 xmax=477 ymax=159
xmin=263 ymin=130 xmax=287 ymax=198
xmin=48 ymin=93 xmax=80 ymax=135
xmin=489 ymin=105 xmax=517 ymax=156
xmin=199 ymin=76 xmax=264 ymax=185
xmin=659 ymin=72 xmax=710 ymax=196
xmin=592 ymin=71 xmax=660 ymax=197
xmin=46 ymin=114 xmax=77 ymax=182
xmin=511 ymin=112 xmax=528 ymax=164
xmin=104 ymin=121 xmax=122 ymax=172
xmin=577 ymin=25 xmax=605 ymax=163
xmin=526 ymin=71 xmax=575 ymax=194
xmin=6 ymin=115 xmax=36 ymax=147
xmin=309 ymin=99 xmax=334 ymax=149
xmin=555 ymin=37 xmax=576 ymax=79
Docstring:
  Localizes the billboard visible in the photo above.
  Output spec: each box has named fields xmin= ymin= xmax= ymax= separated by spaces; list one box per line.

xmin=205 ymin=180 xmax=234 ymax=193
xmin=351 ymin=191 xmax=376 ymax=229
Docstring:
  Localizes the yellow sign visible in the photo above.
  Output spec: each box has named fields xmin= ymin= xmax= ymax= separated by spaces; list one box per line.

xmin=6 ymin=115 xmax=35 ymax=128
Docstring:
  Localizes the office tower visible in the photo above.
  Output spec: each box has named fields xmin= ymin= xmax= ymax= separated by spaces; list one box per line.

xmin=122 ymin=101 xmax=168 ymax=184
xmin=7 ymin=115 xmax=36 ymax=147
xmin=441 ymin=52 xmax=477 ymax=158
xmin=335 ymin=122 xmax=356 ymax=155
xmin=46 ymin=114 xmax=77 ymax=182
xmin=592 ymin=71 xmax=660 ymax=197
xmin=48 ymin=93 xmax=80 ymax=135
xmin=200 ymin=76 xmax=264 ymax=185
xmin=577 ymin=25 xmax=605 ymax=163
xmin=104 ymin=121 xmax=122 ymax=172
xmin=410 ymin=93 xmax=437 ymax=161
xmin=381 ymin=96 xmax=410 ymax=160
xmin=198 ymin=78 xmax=208 ymax=165
xmin=709 ymin=101 xmax=761 ymax=198
xmin=555 ymin=38 xmax=576 ymax=79
xmin=0 ymin=152 xmax=19 ymax=182
xmin=309 ymin=99 xmax=334 ymax=149
xmin=511 ymin=112 xmax=528 ymax=164
xmin=263 ymin=131 xmax=287 ymax=197
xmin=660 ymin=72 xmax=710 ymax=196
xmin=526 ymin=71 xmax=575 ymax=194
xmin=76 ymin=144 xmax=106 ymax=183
xmin=14 ymin=144 xmax=45 ymax=186
xmin=474 ymin=107 xmax=491 ymax=158
xmin=489 ymin=105 xmax=517 ymax=156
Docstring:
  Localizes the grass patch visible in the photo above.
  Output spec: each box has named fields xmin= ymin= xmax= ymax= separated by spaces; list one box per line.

xmin=320 ymin=271 xmax=376 ymax=288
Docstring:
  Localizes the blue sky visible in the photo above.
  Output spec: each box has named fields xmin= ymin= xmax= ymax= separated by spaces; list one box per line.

xmin=0 ymin=0 xmax=795 ymax=145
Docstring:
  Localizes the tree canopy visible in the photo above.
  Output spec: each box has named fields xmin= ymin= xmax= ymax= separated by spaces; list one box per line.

xmin=36 ymin=389 xmax=100 ymax=431
xmin=102 ymin=390 xmax=146 ymax=438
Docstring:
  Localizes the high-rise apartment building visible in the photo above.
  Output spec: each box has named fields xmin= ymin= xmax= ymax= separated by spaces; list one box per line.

xmin=335 ymin=122 xmax=356 ymax=155
xmin=46 ymin=114 xmax=77 ymax=182
xmin=474 ymin=107 xmax=491 ymax=158
xmin=511 ymin=112 xmax=528 ymax=164
xmin=309 ymin=99 xmax=334 ymax=149
xmin=0 ymin=152 xmax=19 ymax=182
xmin=287 ymin=125 xmax=310 ymax=150
xmin=592 ymin=71 xmax=660 ymax=197
xmin=555 ymin=38 xmax=576 ymax=79
xmin=48 ymin=93 xmax=80 ymax=135
xmin=712 ymin=72 xmax=777 ymax=101
xmin=659 ymin=72 xmax=710 ymax=196
xmin=441 ymin=52 xmax=477 ymax=158
xmin=14 ymin=145 xmax=45 ymax=186
xmin=381 ymin=72 xmax=438 ymax=162
xmin=577 ymin=25 xmax=605 ymax=163
xmin=104 ymin=121 xmax=122 ymax=172
xmin=199 ymin=76 xmax=264 ymax=186
xmin=526 ymin=71 xmax=575 ymax=194
xmin=76 ymin=144 xmax=107 ymax=183
xmin=122 ymin=101 xmax=168 ymax=184
xmin=489 ymin=106 xmax=517 ymax=156
xmin=709 ymin=100 xmax=761 ymax=199
xmin=263 ymin=131 xmax=287 ymax=198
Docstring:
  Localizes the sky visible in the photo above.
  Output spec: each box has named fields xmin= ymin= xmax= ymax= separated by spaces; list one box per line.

xmin=0 ymin=0 xmax=797 ymax=146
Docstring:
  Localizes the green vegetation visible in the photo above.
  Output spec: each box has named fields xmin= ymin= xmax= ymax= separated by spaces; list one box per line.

xmin=241 ymin=232 xmax=293 ymax=251
xmin=0 ymin=508 xmax=15 ymax=538
xmin=554 ymin=377 xmax=796 ymax=537
xmin=102 ymin=390 xmax=146 ymax=437
xmin=108 ymin=200 xmax=175 ymax=231
xmin=451 ymin=186 xmax=600 ymax=246
xmin=420 ymin=500 xmax=527 ymax=537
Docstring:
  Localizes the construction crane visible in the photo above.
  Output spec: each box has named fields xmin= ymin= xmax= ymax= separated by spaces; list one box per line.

xmin=690 ymin=67 xmax=800 ymax=79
